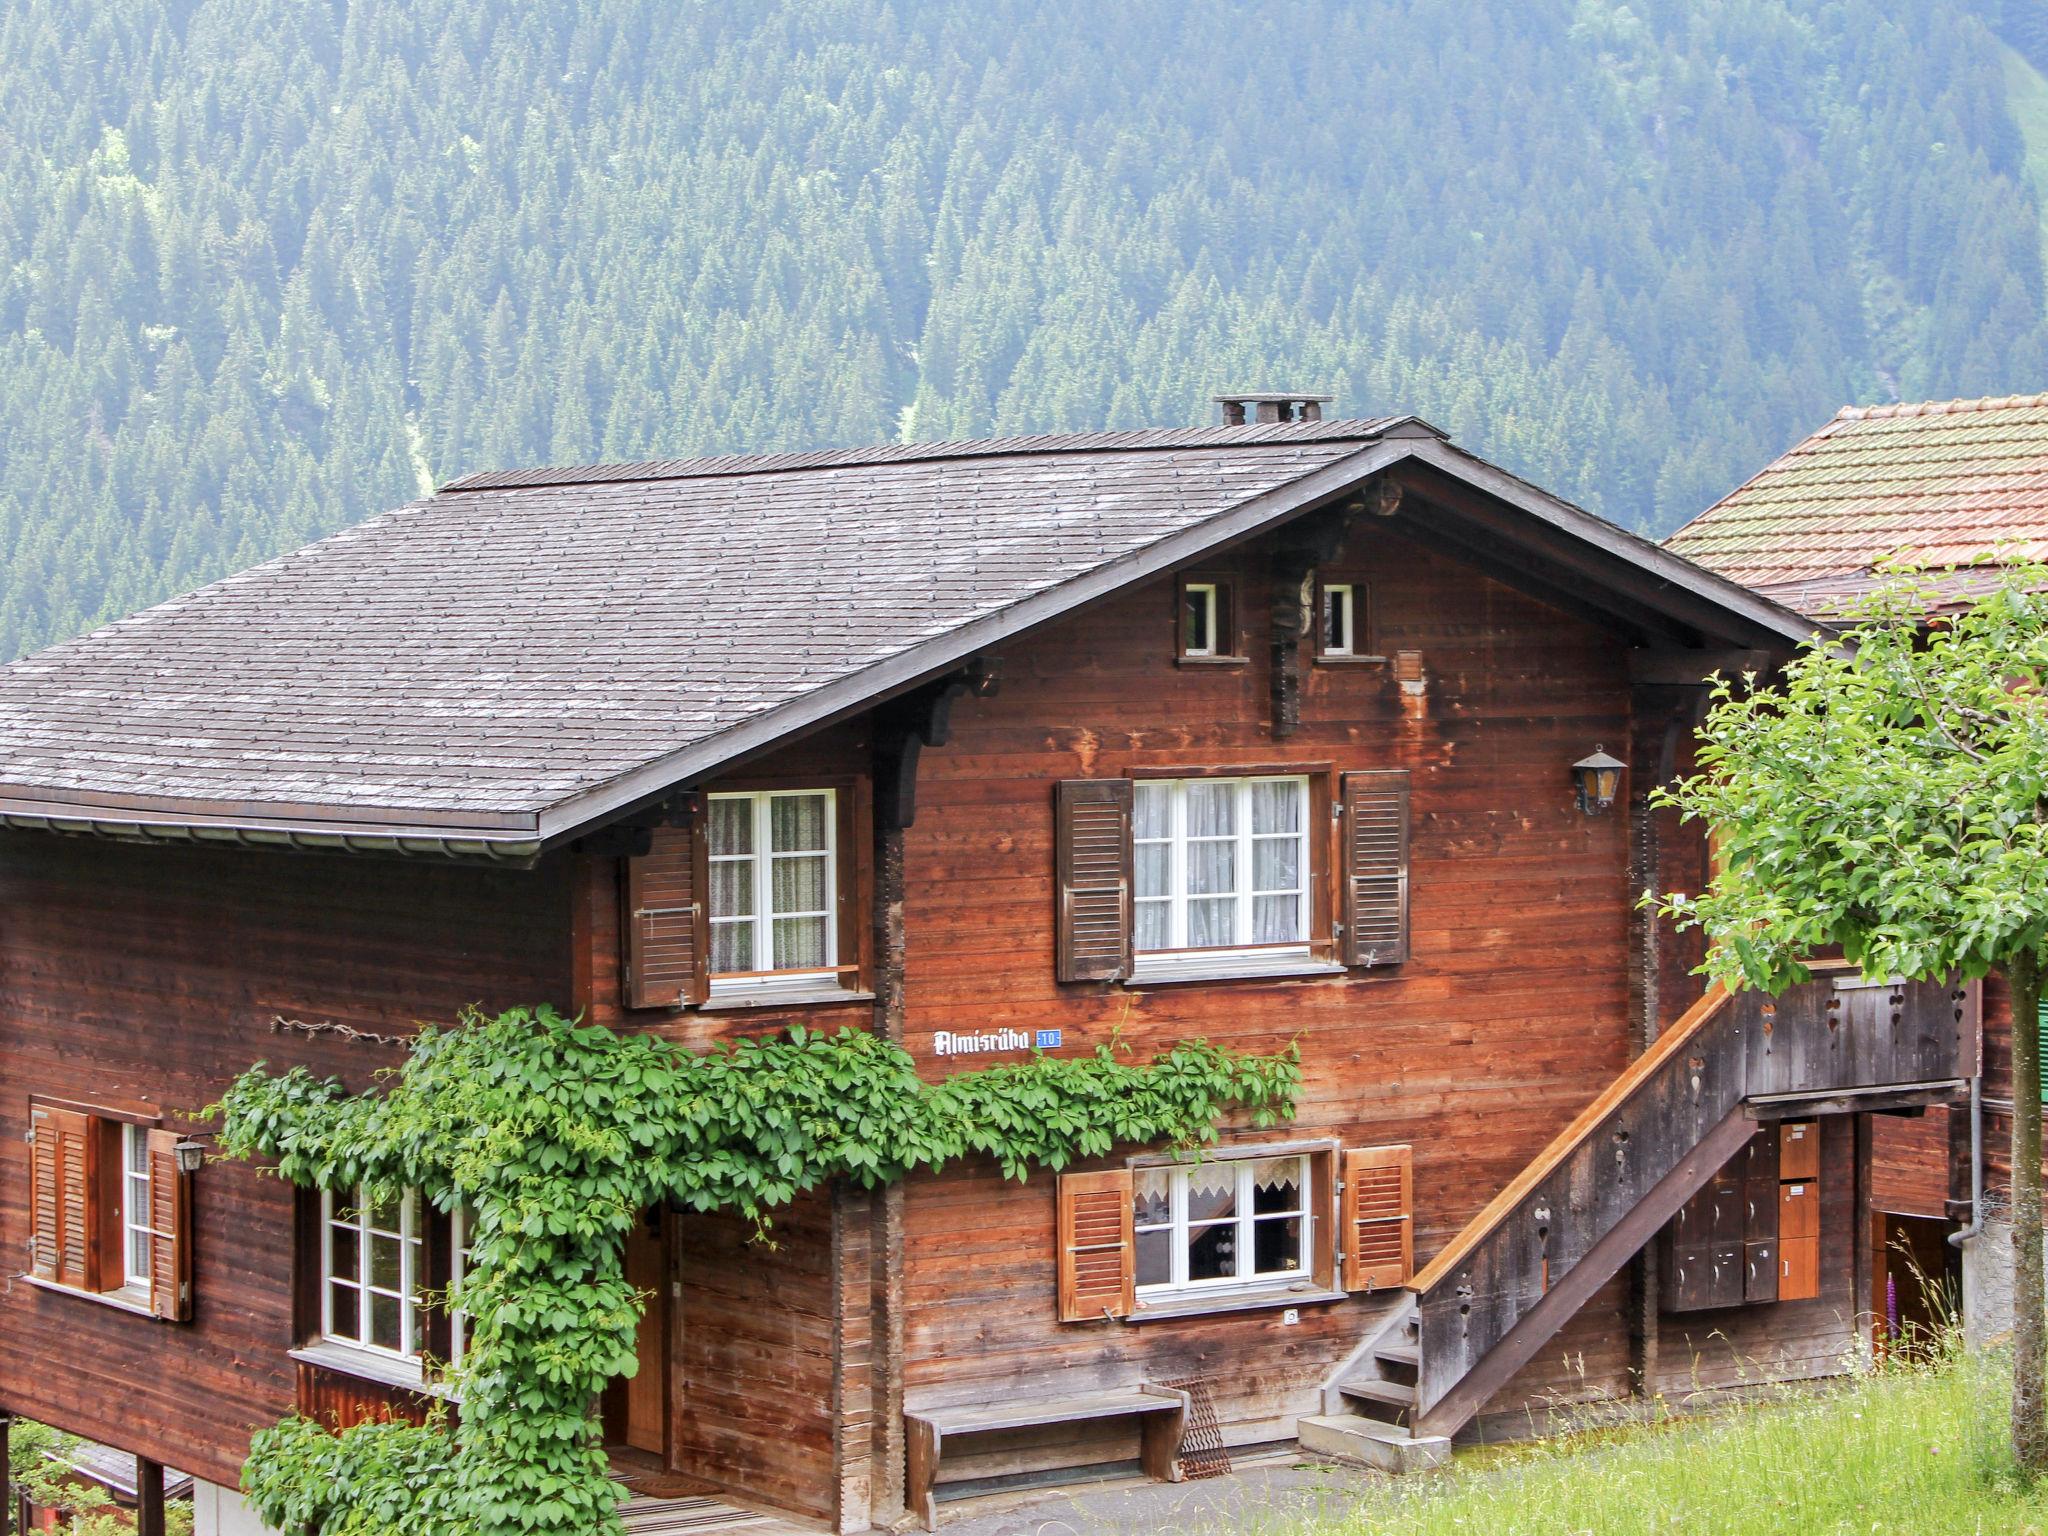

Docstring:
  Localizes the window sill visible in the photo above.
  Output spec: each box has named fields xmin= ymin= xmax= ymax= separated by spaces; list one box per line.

xmin=1175 ymin=654 xmax=1251 ymax=668
xmin=699 ymin=984 xmax=875 ymax=1013
xmin=1125 ymin=954 xmax=1347 ymax=987
xmin=1124 ymin=1285 xmax=1349 ymax=1324
xmin=290 ymin=1341 xmax=458 ymax=1400
xmin=1312 ymin=654 xmax=1388 ymax=666
xmin=20 ymin=1274 xmax=160 ymax=1319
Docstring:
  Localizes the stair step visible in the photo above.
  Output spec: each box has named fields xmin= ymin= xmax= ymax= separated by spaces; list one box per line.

xmin=1297 ymin=1415 xmax=1452 ymax=1475
xmin=1374 ymin=1343 xmax=1419 ymax=1367
xmin=1339 ymin=1379 xmax=1416 ymax=1407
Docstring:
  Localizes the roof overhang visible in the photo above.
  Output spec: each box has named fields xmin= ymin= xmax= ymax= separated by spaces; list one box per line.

xmin=0 ymin=432 xmax=1820 ymax=859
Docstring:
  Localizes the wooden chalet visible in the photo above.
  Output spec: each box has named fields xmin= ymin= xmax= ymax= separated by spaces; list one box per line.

xmin=0 ymin=398 xmax=1977 ymax=1534
xmin=1671 ymin=390 xmax=2048 ymax=1354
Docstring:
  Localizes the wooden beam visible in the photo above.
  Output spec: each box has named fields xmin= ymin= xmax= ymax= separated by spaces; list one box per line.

xmin=137 ymin=1456 xmax=165 ymax=1536
xmin=1743 ymin=1079 xmax=1968 ymax=1120
xmin=1413 ymin=1107 xmax=1759 ymax=1439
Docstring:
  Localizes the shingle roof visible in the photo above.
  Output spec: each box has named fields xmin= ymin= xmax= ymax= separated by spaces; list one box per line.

xmin=1667 ymin=392 xmax=2048 ymax=593
xmin=0 ymin=417 xmax=1813 ymax=852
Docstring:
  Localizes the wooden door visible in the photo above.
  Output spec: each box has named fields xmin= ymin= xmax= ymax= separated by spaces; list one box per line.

xmin=603 ymin=1209 xmax=671 ymax=1457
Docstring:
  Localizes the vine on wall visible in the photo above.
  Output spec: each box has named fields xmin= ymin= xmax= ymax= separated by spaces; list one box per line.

xmin=216 ymin=1007 xmax=1299 ymax=1536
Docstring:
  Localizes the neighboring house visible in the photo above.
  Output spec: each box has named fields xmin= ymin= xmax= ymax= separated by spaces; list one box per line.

xmin=0 ymin=399 xmax=1974 ymax=1536
xmin=1668 ymin=391 xmax=2048 ymax=1350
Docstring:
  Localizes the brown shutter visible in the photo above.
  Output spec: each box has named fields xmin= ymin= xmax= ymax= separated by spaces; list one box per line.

xmin=1341 ymin=1144 xmax=1413 ymax=1292
xmin=623 ymin=797 xmax=708 ymax=1008
xmin=29 ymin=1105 xmax=92 ymax=1288
xmin=1054 ymin=779 xmax=1133 ymax=982
xmin=145 ymin=1128 xmax=192 ymax=1321
xmin=1340 ymin=769 xmax=1410 ymax=966
xmin=1056 ymin=1169 xmax=1134 ymax=1321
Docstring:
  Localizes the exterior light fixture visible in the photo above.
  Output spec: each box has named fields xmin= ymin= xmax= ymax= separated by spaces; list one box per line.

xmin=1573 ymin=746 xmax=1626 ymax=816
xmin=172 ymin=1139 xmax=206 ymax=1175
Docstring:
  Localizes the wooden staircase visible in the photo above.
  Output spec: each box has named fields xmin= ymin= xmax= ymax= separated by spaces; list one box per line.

xmin=1303 ymin=969 xmax=1977 ymax=1470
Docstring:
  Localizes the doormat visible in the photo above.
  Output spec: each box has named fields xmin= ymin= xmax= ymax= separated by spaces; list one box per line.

xmin=1157 ymin=1375 xmax=1232 ymax=1480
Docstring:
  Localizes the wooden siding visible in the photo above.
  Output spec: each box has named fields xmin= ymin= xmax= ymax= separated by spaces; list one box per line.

xmin=891 ymin=521 xmax=1654 ymax=1443
xmin=0 ymin=835 xmax=571 ymax=1487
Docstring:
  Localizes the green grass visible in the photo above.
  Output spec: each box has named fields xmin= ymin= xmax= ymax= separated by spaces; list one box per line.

xmin=2002 ymin=41 xmax=2048 ymax=275
xmin=1278 ymin=1341 xmax=2048 ymax=1535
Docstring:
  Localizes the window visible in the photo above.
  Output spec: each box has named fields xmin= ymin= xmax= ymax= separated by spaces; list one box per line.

xmin=1133 ymin=777 xmax=1309 ymax=954
xmin=1132 ymin=1155 xmax=1311 ymax=1296
xmin=323 ymin=1186 xmax=425 ymax=1362
xmin=26 ymin=1102 xmax=191 ymax=1319
xmin=708 ymin=789 xmax=837 ymax=985
xmin=1177 ymin=577 xmax=1236 ymax=660
xmin=449 ymin=1206 xmax=475 ymax=1364
xmin=121 ymin=1124 xmax=153 ymax=1290
xmin=1322 ymin=582 xmax=1357 ymax=655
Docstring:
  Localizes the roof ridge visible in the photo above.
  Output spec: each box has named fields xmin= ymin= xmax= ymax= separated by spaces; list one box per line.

xmin=436 ymin=416 xmax=1427 ymax=495
xmin=1835 ymin=391 xmax=2048 ymax=421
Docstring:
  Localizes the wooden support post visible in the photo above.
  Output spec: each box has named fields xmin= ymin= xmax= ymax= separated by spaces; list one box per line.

xmin=866 ymin=799 xmax=912 ymax=1527
xmin=0 ymin=1412 xmax=12 ymax=1533
xmin=137 ymin=1456 xmax=165 ymax=1536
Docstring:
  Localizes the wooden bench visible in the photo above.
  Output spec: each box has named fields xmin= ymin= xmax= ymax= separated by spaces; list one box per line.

xmin=904 ymin=1383 xmax=1191 ymax=1528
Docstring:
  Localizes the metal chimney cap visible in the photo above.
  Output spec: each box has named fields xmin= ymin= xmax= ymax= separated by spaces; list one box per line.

xmin=1211 ymin=391 xmax=1335 ymax=404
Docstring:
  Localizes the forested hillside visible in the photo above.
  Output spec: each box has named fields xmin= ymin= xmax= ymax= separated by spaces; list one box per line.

xmin=2 ymin=1 xmax=2044 ymax=659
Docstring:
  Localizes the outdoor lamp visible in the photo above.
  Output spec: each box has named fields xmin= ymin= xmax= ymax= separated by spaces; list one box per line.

xmin=172 ymin=1139 xmax=206 ymax=1175
xmin=1572 ymin=746 xmax=1626 ymax=816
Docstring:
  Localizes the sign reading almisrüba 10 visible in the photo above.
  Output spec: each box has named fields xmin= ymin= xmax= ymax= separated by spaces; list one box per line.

xmin=931 ymin=1028 xmax=1062 ymax=1057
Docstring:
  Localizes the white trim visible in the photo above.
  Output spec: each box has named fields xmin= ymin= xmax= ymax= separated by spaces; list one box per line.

xmin=1133 ymin=776 xmax=1308 ymax=954
xmin=1132 ymin=1153 xmax=1313 ymax=1300
xmin=1322 ymin=582 xmax=1356 ymax=655
xmin=1182 ymin=582 xmax=1220 ymax=657
xmin=706 ymin=788 xmax=838 ymax=983
xmin=321 ymin=1186 xmax=423 ymax=1364
xmin=120 ymin=1123 xmax=153 ymax=1288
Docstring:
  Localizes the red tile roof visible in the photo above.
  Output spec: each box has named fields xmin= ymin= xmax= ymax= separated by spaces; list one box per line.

xmin=1667 ymin=392 xmax=2048 ymax=594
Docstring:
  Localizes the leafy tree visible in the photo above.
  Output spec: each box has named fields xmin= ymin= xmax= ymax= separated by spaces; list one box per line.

xmin=1655 ymin=563 xmax=2048 ymax=1469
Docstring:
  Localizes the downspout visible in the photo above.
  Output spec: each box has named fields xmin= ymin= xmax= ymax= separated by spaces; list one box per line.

xmin=1950 ymin=1073 xmax=1985 ymax=1249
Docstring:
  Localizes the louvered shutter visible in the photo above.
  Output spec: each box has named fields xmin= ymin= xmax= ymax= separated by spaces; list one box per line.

xmin=29 ymin=1105 xmax=91 ymax=1288
xmin=1054 ymin=779 xmax=1133 ymax=982
xmin=1340 ymin=770 xmax=1410 ymax=966
xmin=1341 ymin=1144 xmax=1413 ymax=1291
xmin=145 ymin=1128 xmax=192 ymax=1321
xmin=623 ymin=799 xmax=707 ymax=1008
xmin=1056 ymin=1169 xmax=1134 ymax=1321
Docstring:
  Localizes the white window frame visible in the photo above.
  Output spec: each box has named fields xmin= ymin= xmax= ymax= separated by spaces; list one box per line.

xmin=120 ymin=1124 xmax=153 ymax=1292
xmin=1133 ymin=776 xmax=1310 ymax=956
xmin=707 ymin=788 xmax=838 ymax=991
xmin=1322 ymin=582 xmax=1357 ymax=656
xmin=1133 ymin=1153 xmax=1314 ymax=1298
xmin=321 ymin=1186 xmax=424 ymax=1365
xmin=1181 ymin=582 xmax=1221 ymax=657
xmin=448 ymin=1206 xmax=473 ymax=1366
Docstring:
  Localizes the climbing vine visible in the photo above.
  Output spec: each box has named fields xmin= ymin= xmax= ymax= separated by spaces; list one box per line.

xmin=215 ymin=1007 xmax=1298 ymax=1536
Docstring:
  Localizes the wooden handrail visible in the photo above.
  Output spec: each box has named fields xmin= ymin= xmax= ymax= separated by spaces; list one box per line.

xmin=1407 ymin=982 xmax=1732 ymax=1294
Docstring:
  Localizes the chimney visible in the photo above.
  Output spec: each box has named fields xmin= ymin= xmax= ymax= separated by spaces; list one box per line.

xmin=1213 ymin=391 xmax=1333 ymax=426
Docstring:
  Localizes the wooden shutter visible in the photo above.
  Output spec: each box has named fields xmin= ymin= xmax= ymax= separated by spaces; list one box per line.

xmin=1340 ymin=770 xmax=1410 ymax=966
xmin=145 ymin=1128 xmax=192 ymax=1321
xmin=623 ymin=798 xmax=707 ymax=1009
xmin=1054 ymin=779 xmax=1134 ymax=982
xmin=1056 ymin=1169 xmax=1134 ymax=1321
xmin=1341 ymin=1144 xmax=1413 ymax=1291
xmin=29 ymin=1105 xmax=91 ymax=1288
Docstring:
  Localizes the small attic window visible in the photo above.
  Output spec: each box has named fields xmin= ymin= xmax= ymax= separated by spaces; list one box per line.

xmin=1178 ymin=578 xmax=1237 ymax=661
xmin=1322 ymin=583 xmax=1357 ymax=655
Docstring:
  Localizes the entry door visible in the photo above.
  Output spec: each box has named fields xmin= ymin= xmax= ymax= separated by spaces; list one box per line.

xmin=604 ymin=1209 xmax=671 ymax=1456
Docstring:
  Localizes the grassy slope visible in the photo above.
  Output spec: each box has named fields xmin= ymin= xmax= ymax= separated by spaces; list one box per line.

xmin=2004 ymin=41 xmax=2048 ymax=274
xmin=1276 ymin=1348 xmax=2048 ymax=1536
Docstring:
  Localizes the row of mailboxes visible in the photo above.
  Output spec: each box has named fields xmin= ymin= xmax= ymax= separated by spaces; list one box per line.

xmin=1662 ymin=1122 xmax=1820 ymax=1312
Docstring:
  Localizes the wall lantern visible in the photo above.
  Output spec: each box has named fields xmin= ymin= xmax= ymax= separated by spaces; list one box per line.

xmin=172 ymin=1139 xmax=206 ymax=1175
xmin=1572 ymin=746 xmax=1626 ymax=816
